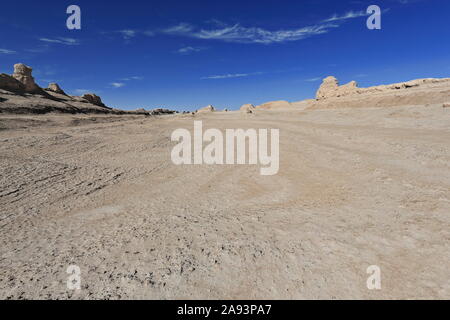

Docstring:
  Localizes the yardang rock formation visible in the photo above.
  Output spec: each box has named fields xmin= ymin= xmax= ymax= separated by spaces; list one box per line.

xmin=240 ymin=104 xmax=255 ymax=113
xmin=309 ymin=75 xmax=450 ymax=109
xmin=46 ymin=83 xmax=66 ymax=95
xmin=0 ymin=63 xmax=176 ymax=115
xmin=197 ymin=105 xmax=216 ymax=113
xmin=12 ymin=63 xmax=41 ymax=93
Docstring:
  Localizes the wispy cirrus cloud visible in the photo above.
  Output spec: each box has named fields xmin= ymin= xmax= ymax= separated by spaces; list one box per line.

xmin=177 ymin=46 xmax=204 ymax=54
xmin=103 ymin=29 xmax=155 ymax=41
xmin=322 ymin=10 xmax=369 ymax=23
xmin=39 ymin=37 xmax=80 ymax=45
xmin=142 ymin=30 xmax=155 ymax=36
xmin=201 ymin=72 xmax=262 ymax=80
xmin=25 ymin=45 xmax=50 ymax=53
xmin=202 ymin=73 xmax=249 ymax=80
xmin=305 ymin=77 xmax=323 ymax=82
xmin=120 ymin=76 xmax=144 ymax=81
xmin=164 ymin=22 xmax=338 ymax=44
xmin=164 ymin=23 xmax=194 ymax=34
xmin=118 ymin=29 xmax=137 ymax=40
xmin=108 ymin=76 xmax=143 ymax=88
xmin=110 ymin=82 xmax=125 ymax=88
xmin=104 ymin=8 xmax=384 ymax=46
xmin=0 ymin=48 xmax=16 ymax=54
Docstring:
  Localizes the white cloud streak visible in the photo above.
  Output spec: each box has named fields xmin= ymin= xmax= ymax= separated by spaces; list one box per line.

xmin=25 ymin=45 xmax=50 ymax=53
xmin=305 ymin=77 xmax=323 ymax=82
xmin=177 ymin=46 xmax=204 ymax=54
xmin=121 ymin=76 xmax=144 ymax=81
xmin=105 ymin=9 xmax=385 ymax=46
xmin=118 ymin=30 xmax=137 ymax=40
xmin=0 ymin=48 xmax=16 ymax=54
xmin=39 ymin=37 xmax=80 ymax=45
xmin=164 ymin=23 xmax=194 ymax=34
xmin=164 ymin=22 xmax=338 ymax=44
xmin=322 ymin=10 xmax=369 ymax=22
xmin=110 ymin=82 xmax=125 ymax=88
xmin=201 ymin=72 xmax=262 ymax=80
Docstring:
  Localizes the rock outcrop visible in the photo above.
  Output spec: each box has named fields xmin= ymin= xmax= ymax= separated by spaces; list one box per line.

xmin=316 ymin=76 xmax=339 ymax=100
xmin=308 ymin=76 xmax=450 ymax=109
xmin=240 ymin=104 xmax=255 ymax=113
xmin=151 ymin=108 xmax=177 ymax=115
xmin=197 ymin=105 xmax=215 ymax=113
xmin=316 ymin=76 xmax=359 ymax=100
xmin=316 ymin=76 xmax=450 ymax=101
xmin=81 ymin=93 xmax=106 ymax=107
xmin=0 ymin=74 xmax=25 ymax=92
xmin=132 ymin=108 xmax=149 ymax=115
xmin=46 ymin=83 xmax=66 ymax=95
xmin=12 ymin=63 xmax=41 ymax=93
xmin=0 ymin=63 xmax=177 ymax=115
xmin=0 ymin=63 xmax=180 ymax=116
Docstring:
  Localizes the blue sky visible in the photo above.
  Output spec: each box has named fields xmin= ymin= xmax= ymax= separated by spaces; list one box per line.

xmin=1 ymin=0 xmax=449 ymax=111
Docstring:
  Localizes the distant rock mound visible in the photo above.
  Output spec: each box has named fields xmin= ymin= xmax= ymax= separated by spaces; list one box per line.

xmin=151 ymin=108 xmax=177 ymax=115
xmin=0 ymin=63 xmax=180 ymax=116
xmin=81 ymin=93 xmax=106 ymax=107
xmin=257 ymin=100 xmax=291 ymax=110
xmin=310 ymin=75 xmax=450 ymax=109
xmin=12 ymin=63 xmax=41 ymax=93
xmin=197 ymin=105 xmax=215 ymax=113
xmin=46 ymin=83 xmax=66 ymax=95
xmin=240 ymin=104 xmax=255 ymax=113
xmin=1 ymin=62 xmax=167 ymax=115
xmin=316 ymin=76 xmax=450 ymax=101
xmin=132 ymin=108 xmax=149 ymax=115
xmin=316 ymin=76 xmax=359 ymax=100
xmin=316 ymin=76 xmax=339 ymax=100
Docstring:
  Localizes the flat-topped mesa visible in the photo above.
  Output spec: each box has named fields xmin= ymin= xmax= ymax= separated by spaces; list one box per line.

xmin=81 ymin=93 xmax=107 ymax=108
xmin=12 ymin=63 xmax=41 ymax=93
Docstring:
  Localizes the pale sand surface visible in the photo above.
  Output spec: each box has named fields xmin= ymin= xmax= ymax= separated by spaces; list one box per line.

xmin=1 ymin=104 xmax=449 ymax=299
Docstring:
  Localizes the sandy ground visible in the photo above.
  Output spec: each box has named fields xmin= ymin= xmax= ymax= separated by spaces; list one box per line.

xmin=0 ymin=104 xmax=449 ymax=299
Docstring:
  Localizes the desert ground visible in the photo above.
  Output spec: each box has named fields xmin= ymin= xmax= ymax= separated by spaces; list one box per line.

xmin=1 ymin=103 xmax=449 ymax=299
